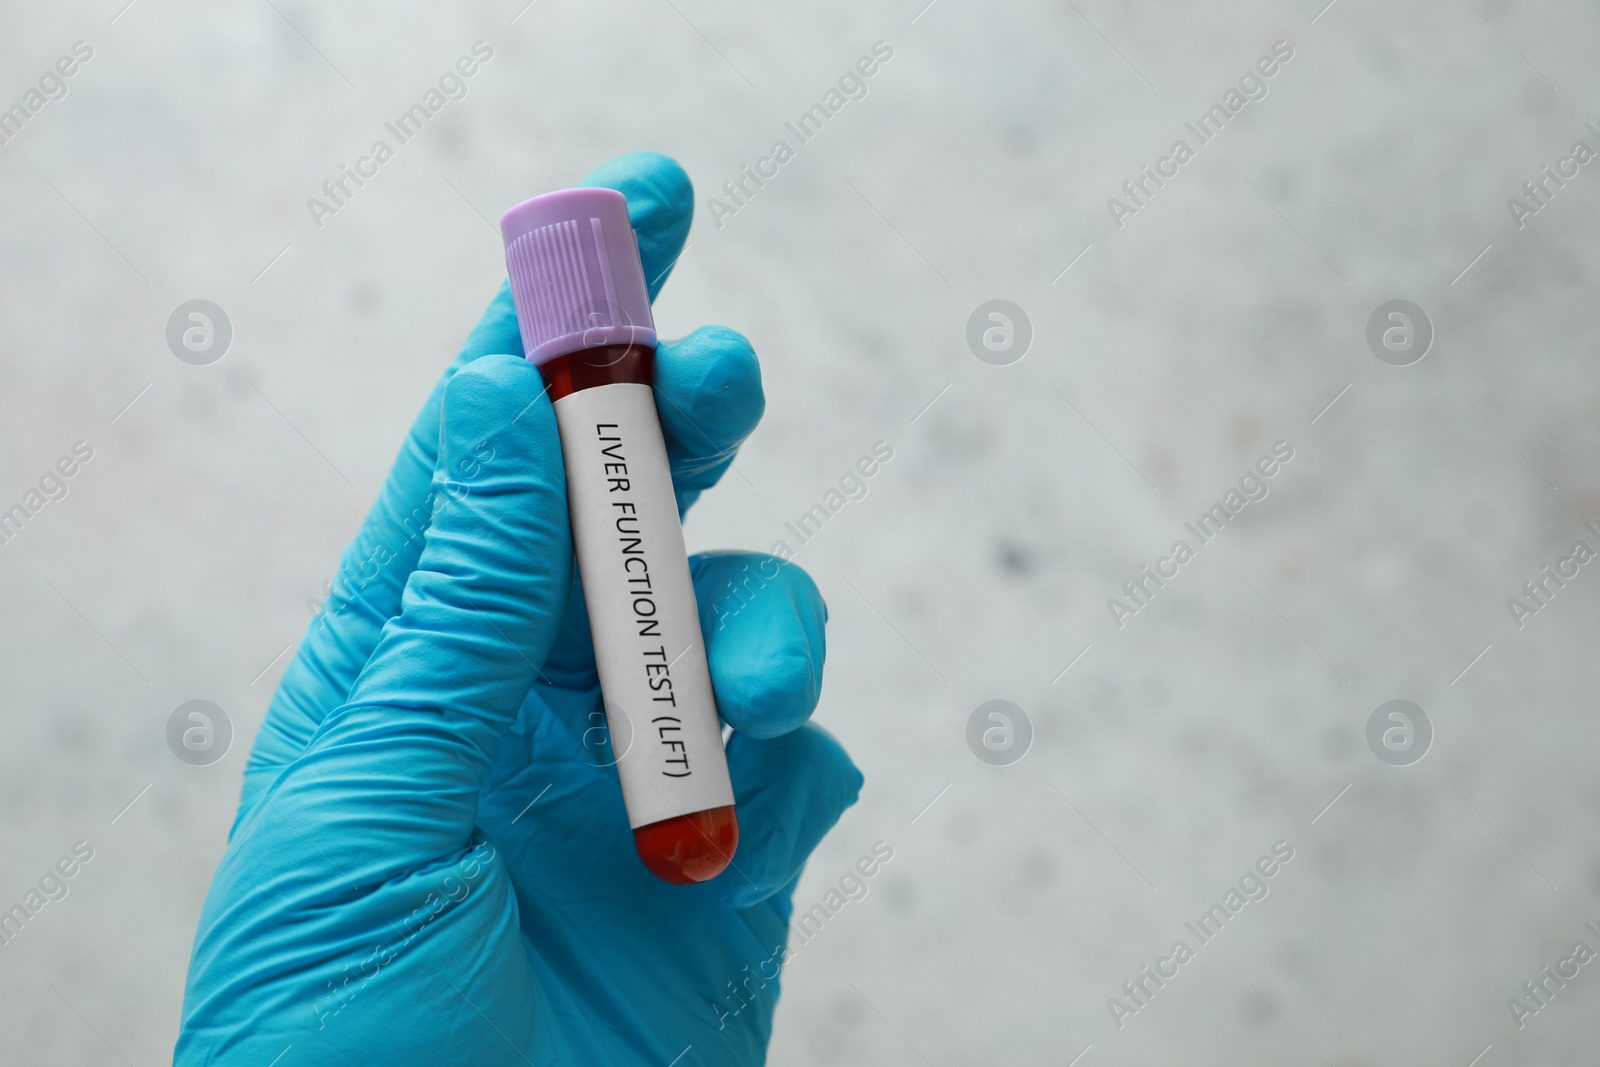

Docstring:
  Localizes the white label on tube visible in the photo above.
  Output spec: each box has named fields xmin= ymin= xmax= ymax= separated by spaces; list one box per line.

xmin=553 ymin=381 xmax=735 ymax=829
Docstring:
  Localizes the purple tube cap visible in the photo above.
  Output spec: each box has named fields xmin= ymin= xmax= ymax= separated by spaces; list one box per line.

xmin=500 ymin=187 xmax=657 ymax=365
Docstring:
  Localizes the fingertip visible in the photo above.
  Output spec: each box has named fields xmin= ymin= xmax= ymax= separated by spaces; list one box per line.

xmin=763 ymin=724 xmax=861 ymax=809
xmin=579 ymin=152 xmax=693 ymax=299
xmin=458 ymin=280 xmax=523 ymax=364
xmin=441 ymin=352 xmax=547 ymax=431
xmin=662 ymin=326 xmax=761 ymax=406
xmin=730 ymin=723 xmax=862 ymax=802
xmin=694 ymin=552 xmax=825 ymax=739
xmin=656 ymin=326 xmax=765 ymax=482
xmin=726 ymin=644 xmax=818 ymax=740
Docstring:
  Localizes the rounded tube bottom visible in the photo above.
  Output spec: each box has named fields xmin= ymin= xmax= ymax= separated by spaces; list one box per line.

xmin=632 ymin=805 xmax=739 ymax=884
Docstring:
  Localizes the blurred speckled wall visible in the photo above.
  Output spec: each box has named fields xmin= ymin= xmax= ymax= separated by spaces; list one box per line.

xmin=3 ymin=0 xmax=1600 ymax=1062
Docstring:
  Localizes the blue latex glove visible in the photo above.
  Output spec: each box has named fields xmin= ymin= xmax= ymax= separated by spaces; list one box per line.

xmin=176 ymin=152 xmax=863 ymax=1066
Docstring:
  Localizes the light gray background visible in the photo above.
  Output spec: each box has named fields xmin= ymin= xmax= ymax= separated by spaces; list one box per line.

xmin=2 ymin=0 xmax=1597 ymax=1063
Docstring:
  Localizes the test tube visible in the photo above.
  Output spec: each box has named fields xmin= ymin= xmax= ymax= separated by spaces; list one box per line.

xmin=500 ymin=188 xmax=738 ymax=884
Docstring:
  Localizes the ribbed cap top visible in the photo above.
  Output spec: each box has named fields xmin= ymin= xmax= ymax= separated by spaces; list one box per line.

xmin=500 ymin=188 xmax=657 ymax=365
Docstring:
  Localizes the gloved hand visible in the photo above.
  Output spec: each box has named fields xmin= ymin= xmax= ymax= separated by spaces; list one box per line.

xmin=176 ymin=152 xmax=863 ymax=1067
